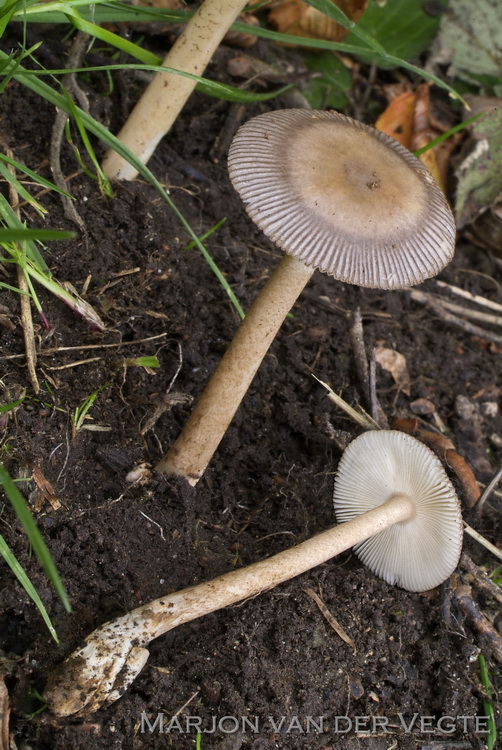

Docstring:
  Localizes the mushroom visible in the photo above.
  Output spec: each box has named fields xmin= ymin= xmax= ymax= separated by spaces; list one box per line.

xmin=45 ymin=431 xmax=463 ymax=717
xmin=156 ymin=109 xmax=456 ymax=484
xmin=102 ymin=0 xmax=251 ymax=180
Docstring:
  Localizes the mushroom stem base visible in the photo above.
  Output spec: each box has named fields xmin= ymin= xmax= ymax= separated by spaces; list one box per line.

xmin=156 ymin=255 xmax=315 ymax=484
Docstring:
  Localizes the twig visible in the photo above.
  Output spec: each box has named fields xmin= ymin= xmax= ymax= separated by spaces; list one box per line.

xmin=453 ymin=584 xmax=502 ymax=664
xmin=6 ymin=151 xmax=39 ymax=394
xmin=472 ymin=459 xmax=502 ymax=512
xmin=45 ymin=357 xmax=102 ymax=370
xmin=0 ymin=676 xmax=10 ymax=750
xmin=369 ymin=350 xmax=389 ymax=429
xmin=460 ymin=553 xmax=502 ymax=605
xmin=463 ymin=523 xmax=502 ymax=562
xmin=304 ymin=586 xmax=356 ymax=653
xmin=349 ymin=308 xmax=370 ymax=407
xmin=425 ymin=295 xmax=502 ymax=327
xmin=0 ymin=333 xmax=168 ymax=360
xmin=50 ymin=31 xmax=89 ymax=234
xmin=409 ymin=289 xmax=502 ymax=346
xmin=435 ymin=280 xmax=502 ymax=314
xmin=313 ymin=375 xmax=380 ymax=431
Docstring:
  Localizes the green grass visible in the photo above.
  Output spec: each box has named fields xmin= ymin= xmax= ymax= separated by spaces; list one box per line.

xmin=71 ymin=384 xmax=109 ymax=437
xmin=0 ymin=465 xmax=71 ymax=642
xmin=478 ymin=653 xmax=497 ymax=750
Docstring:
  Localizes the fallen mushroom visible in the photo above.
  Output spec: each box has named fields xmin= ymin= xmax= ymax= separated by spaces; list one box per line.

xmin=156 ymin=109 xmax=456 ymax=484
xmin=45 ymin=431 xmax=463 ymax=717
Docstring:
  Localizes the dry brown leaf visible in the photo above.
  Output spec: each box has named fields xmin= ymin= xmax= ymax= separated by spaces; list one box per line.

xmin=445 ymin=449 xmax=481 ymax=508
xmin=224 ymin=13 xmax=259 ymax=48
xmin=376 ymin=83 xmax=459 ymax=192
xmin=268 ymin=0 xmax=367 ymax=43
xmin=374 ymin=91 xmax=415 ymax=148
xmin=32 ymin=465 xmax=61 ymax=511
xmin=374 ymin=345 xmax=411 ymax=396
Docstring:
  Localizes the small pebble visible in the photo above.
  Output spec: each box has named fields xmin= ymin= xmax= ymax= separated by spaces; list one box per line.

xmin=410 ymin=398 xmax=436 ymax=415
xmin=455 ymin=395 xmax=477 ymax=420
xmin=489 ymin=433 xmax=502 ymax=449
xmin=481 ymin=401 xmax=499 ymax=418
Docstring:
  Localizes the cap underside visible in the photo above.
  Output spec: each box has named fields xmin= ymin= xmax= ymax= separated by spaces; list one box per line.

xmin=333 ymin=430 xmax=463 ymax=592
xmin=228 ymin=110 xmax=456 ymax=289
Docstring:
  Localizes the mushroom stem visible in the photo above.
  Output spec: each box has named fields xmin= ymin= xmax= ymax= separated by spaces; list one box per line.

xmin=44 ymin=494 xmax=415 ymax=717
xmin=101 ymin=0 xmax=248 ymax=180
xmin=156 ymin=255 xmax=315 ymax=484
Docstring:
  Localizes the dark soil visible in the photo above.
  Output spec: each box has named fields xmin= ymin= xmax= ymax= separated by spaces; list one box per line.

xmin=0 ymin=22 xmax=501 ymax=750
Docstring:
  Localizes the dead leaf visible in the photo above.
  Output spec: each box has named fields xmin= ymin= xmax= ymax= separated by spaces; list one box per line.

xmin=375 ymin=91 xmax=415 ymax=148
xmin=32 ymin=465 xmax=61 ymax=511
xmin=445 ymin=449 xmax=481 ymax=508
xmin=224 ymin=13 xmax=259 ymax=48
xmin=376 ymin=83 xmax=459 ymax=192
xmin=268 ymin=0 xmax=367 ymax=44
xmin=374 ymin=345 xmax=410 ymax=396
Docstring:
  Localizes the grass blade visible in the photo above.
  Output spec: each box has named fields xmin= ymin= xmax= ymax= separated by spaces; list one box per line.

xmin=0 ymin=228 xmax=75 ymax=242
xmin=0 ymin=464 xmax=71 ymax=614
xmin=0 ymin=50 xmax=246 ymax=318
xmin=0 ymin=532 xmax=60 ymax=642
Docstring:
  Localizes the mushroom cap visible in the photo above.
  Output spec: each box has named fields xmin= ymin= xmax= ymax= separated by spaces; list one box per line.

xmin=333 ymin=430 xmax=463 ymax=592
xmin=228 ymin=109 xmax=456 ymax=290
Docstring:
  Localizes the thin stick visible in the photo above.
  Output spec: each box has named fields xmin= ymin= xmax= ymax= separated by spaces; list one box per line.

xmin=453 ymin=585 xmax=502 ymax=664
xmin=460 ymin=553 xmax=502 ymax=606
xmin=349 ymin=307 xmax=369 ymax=407
xmin=0 ymin=333 xmax=168 ymax=360
xmin=314 ymin=375 xmax=380 ymax=431
xmin=6 ymin=152 xmax=39 ymax=394
xmin=463 ymin=523 xmax=502 ymax=562
xmin=472 ymin=459 xmax=502 ymax=512
xmin=425 ymin=295 xmax=502 ymax=327
xmin=304 ymin=586 xmax=356 ymax=653
xmin=409 ymin=290 xmax=502 ymax=346
xmin=435 ymin=280 xmax=502 ymax=314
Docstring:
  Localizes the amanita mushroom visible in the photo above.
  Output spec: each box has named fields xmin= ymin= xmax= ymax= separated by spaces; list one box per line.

xmin=45 ymin=431 xmax=463 ymax=717
xmin=156 ymin=109 xmax=456 ymax=484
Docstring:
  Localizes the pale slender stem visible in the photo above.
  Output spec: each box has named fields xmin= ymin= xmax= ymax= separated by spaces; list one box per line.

xmin=44 ymin=495 xmax=415 ymax=717
xmin=141 ymin=494 xmax=415 ymax=639
xmin=156 ymin=255 xmax=315 ymax=484
xmin=102 ymin=0 xmax=248 ymax=180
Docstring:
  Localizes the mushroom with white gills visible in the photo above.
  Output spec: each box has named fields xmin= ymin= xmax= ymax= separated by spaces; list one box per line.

xmin=45 ymin=430 xmax=463 ymax=718
xmin=156 ymin=109 xmax=456 ymax=485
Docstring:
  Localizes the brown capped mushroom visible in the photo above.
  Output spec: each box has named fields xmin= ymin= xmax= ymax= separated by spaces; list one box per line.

xmin=156 ymin=109 xmax=456 ymax=484
xmin=45 ymin=431 xmax=462 ymax=717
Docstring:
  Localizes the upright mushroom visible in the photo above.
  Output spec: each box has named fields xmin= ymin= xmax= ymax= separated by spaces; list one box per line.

xmin=102 ymin=0 xmax=251 ymax=180
xmin=156 ymin=109 xmax=456 ymax=485
xmin=46 ymin=431 xmax=463 ymax=717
